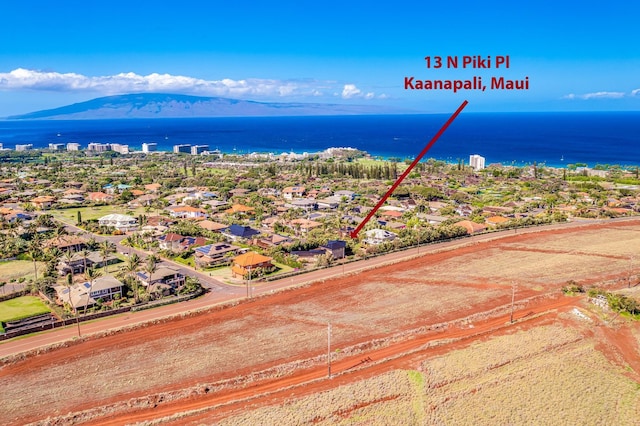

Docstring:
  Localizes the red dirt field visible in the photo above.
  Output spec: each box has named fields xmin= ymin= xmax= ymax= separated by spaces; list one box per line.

xmin=1 ymin=220 xmax=640 ymax=425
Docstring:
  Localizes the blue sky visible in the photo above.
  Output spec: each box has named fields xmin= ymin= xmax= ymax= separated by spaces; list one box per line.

xmin=0 ymin=1 xmax=638 ymax=116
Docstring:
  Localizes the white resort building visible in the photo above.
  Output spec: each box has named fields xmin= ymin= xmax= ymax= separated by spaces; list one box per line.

xmin=469 ymin=154 xmax=486 ymax=171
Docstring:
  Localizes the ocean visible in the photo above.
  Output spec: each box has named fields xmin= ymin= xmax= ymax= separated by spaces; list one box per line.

xmin=1 ymin=112 xmax=639 ymax=168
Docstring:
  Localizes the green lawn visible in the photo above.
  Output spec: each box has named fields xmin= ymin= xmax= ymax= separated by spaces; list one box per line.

xmin=0 ymin=296 xmax=51 ymax=332
xmin=356 ymin=157 xmax=410 ymax=171
xmin=51 ymin=205 xmax=149 ymax=224
xmin=269 ymin=261 xmax=294 ymax=276
xmin=0 ymin=260 xmax=46 ymax=283
xmin=172 ymin=256 xmax=195 ymax=268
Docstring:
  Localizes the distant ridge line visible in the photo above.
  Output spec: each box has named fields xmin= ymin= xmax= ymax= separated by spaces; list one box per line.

xmin=6 ymin=93 xmax=406 ymax=120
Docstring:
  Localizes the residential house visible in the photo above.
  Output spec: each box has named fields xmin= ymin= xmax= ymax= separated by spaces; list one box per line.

xmin=418 ymin=214 xmax=449 ymax=225
xmin=379 ymin=210 xmax=404 ymax=220
xmin=486 ymin=216 xmax=510 ymax=226
xmin=364 ymin=229 xmax=397 ymax=245
xmin=385 ymin=221 xmax=406 ymax=231
xmin=260 ymin=216 xmax=281 ymax=230
xmin=288 ymin=199 xmax=318 ymax=211
xmin=252 ymin=233 xmax=292 ymax=249
xmin=427 ymin=201 xmax=448 ymax=212
xmin=136 ymin=266 xmax=186 ymax=294
xmin=65 ymin=181 xmax=84 ymax=189
xmin=183 ymin=191 xmax=217 ymax=204
xmin=146 ymin=216 xmax=175 ymax=227
xmin=258 ymin=187 xmax=280 ymax=197
xmin=128 ymin=194 xmax=158 ymax=208
xmin=45 ymin=235 xmax=87 ymax=253
xmin=231 ymin=252 xmax=274 ymax=278
xmin=54 ymin=275 xmax=124 ymax=311
xmin=323 ymin=240 xmax=347 ymax=259
xmin=57 ymin=193 xmax=85 ymax=205
xmin=194 ymin=242 xmax=242 ymax=267
xmin=291 ymin=248 xmax=328 ymax=263
xmin=228 ymin=188 xmax=250 ymax=197
xmin=30 ymin=195 xmax=56 ymax=210
xmin=282 ymin=186 xmax=306 ymax=200
xmin=224 ymin=204 xmax=255 ymax=215
xmin=98 ymin=214 xmax=138 ymax=232
xmin=289 ymin=218 xmax=322 ymax=234
xmin=144 ymin=183 xmax=162 ymax=193
xmin=57 ymin=251 xmax=118 ymax=275
xmin=455 ymin=204 xmax=473 ymax=217
xmin=87 ymin=192 xmax=114 ymax=203
xmin=103 ymin=183 xmax=131 ymax=195
xmin=158 ymin=233 xmax=207 ymax=251
xmin=202 ymin=200 xmax=229 ymax=212
xmin=0 ymin=208 xmax=32 ymax=223
xmin=316 ymin=198 xmax=340 ymax=210
xmin=334 ymin=190 xmax=356 ymax=201
xmin=197 ymin=220 xmax=228 ymax=233
xmin=307 ymin=189 xmax=320 ymax=199
xmin=222 ymin=224 xmax=261 ymax=241
xmin=167 ymin=205 xmax=208 ymax=219
xmin=454 ymin=220 xmax=489 ymax=234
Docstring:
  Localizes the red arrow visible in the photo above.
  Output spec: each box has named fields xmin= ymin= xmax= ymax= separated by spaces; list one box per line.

xmin=350 ymin=100 xmax=468 ymax=239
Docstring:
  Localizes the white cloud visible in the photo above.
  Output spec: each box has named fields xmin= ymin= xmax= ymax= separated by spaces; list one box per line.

xmin=341 ymin=84 xmax=362 ymax=99
xmin=631 ymin=89 xmax=640 ymax=97
xmin=0 ymin=68 xmax=385 ymax=101
xmin=563 ymin=90 xmax=627 ymax=100
xmin=581 ymin=91 xmax=625 ymax=100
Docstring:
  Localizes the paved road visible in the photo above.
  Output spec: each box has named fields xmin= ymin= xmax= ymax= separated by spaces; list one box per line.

xmin=59 ymin=220 xmax=231 ymax=291
xmin=0 ymin=216 xmax=632 ymax=359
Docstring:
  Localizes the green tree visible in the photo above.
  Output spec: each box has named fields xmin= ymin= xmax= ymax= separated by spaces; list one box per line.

xmin=99 ymin=240 xmax=116 ymax=273
xmin=28 ymin=236 xmax=43 ymax=282
xmin=83 ymin=267 xmax=102 ymax=315
xmin=119 ymin=189 xmax=134 ymax=203
xmin=122 ymin=253 xmax=142 ymax=303
xmin=80 ymin=248 xmax=91 ymax=274
xmin=144 ymin=255 xmax=159 ymax=298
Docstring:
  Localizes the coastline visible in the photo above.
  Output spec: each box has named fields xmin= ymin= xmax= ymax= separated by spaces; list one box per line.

xmin=1 ymin=112 xmax=639 ymax=168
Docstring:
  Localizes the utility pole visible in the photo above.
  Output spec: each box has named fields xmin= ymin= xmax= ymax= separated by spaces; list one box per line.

xmin=327 ymin=322 xmax=332 ymax=378
xmin=246 ymin=265 xmax=252 ymax=298
xmin=76 ymin=313 xmax=81 ymax=337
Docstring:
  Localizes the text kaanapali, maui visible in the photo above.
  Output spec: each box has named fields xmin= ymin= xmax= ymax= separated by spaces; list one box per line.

xmin=404 ymin=76 xmax=529 ymax=93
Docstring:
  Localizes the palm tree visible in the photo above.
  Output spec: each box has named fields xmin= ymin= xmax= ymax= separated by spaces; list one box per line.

xmin=123 ymin=253 xmax=142 ymax=303
xmin=35 ymin=213 xmax=55 ymax=228
xmin=63 ymin=272 xmax=80 ymax=335
xmin=53 ymin=223 xmax=67 ymax=239
xmin=62 ymin=249 xmax=76 ymax=274
xmin=83 ymin=267 xmax=102 ymax=315
xmin=99 ymin=240 xmax=116 ymax=273
xmin=80 ymin=248 xmax=91 ymax=274
xmin=44 ymin=246 xmax=63 ymax=279
xmin=28 ymin=236 xmax=43 ymax=282
xmin=143 ymin=256 xmax=158 ymax=298
xmin=86 ymin=237 xmax=98 ymax=251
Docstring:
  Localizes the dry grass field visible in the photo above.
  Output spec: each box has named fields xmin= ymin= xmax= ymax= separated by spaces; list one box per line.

xmin=207 ymin=322 xmax=640 ymax=426
xmin=1 ymin=220 xmax=640 ymax=425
